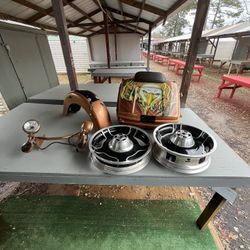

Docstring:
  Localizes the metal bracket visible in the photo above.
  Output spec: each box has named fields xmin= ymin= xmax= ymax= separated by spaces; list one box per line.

xmin=212 ymin=187 xmax=237 ymax=205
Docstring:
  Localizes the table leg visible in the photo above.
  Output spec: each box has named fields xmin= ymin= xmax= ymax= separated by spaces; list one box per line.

xmin=230 ymin=84 xmax=238 ymax=98
xmin=93 ymin=76 xmax=98 ymax=83
xmin=217 ymin=79 xmax=225 ymax=98
xmin=236 ymin=65 xmax=240 ymax=75
xmin=196 ymin=192 xmax=226 ymax=230
xmin=198 ymin=70 xmax=202 ymax=82
xmin=228 ymin=63 xmax=233 ymax=75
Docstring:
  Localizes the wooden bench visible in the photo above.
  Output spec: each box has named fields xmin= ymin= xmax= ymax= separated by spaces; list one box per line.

xmin=217 ymin=75 xmax=250 ymax=98
xmin=168 ymin=59 xmax=205 ymax=82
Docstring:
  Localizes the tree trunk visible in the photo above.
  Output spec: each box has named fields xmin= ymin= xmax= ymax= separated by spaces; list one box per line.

xmin=211 ymin=0 xmax=221 ymax=29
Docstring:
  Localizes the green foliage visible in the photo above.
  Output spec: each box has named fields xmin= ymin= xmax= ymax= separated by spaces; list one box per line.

xmin=207 ymin=0 xmax=244 ymax=29
xmin=159 ymin=2 xmax=197 ymax=38
xmin=154 ymin=0 xmax=248 ymax=39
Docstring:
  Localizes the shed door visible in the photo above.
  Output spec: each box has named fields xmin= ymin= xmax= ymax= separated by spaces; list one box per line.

xmin=0 ymin=34 xmax=26 ymax=109
xmin=0 ymin=29 xmax=51 ymax=97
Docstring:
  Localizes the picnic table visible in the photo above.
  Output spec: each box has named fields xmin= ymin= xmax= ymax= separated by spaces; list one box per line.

xmin=91 ymin=68 xmax=146 ymax=83
xmin=1 ymin=83 xmax=250 ymax=230
xmin=219 ymin=59 xmax=250 ymax=74
xmin=89 ymin=61 xmax=145 ymax=68
xmin=217 ymin=75 xmax=250 ymax=98
xmin=153 ymin=54 xmax=169 ymax=65
xmin=196 ymin=54 xmax=214 ymax=65
xmin=88 ymin=65 xmax=146 ymax=73
xmin=143 ymin=51 xmax=155 ymax=60
xmin=227 ymin=60 xmax=250 ymax=75
xmin=168 ymin=59 xmax=205 ymax=82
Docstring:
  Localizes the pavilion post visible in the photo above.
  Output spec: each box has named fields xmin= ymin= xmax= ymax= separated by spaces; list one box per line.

xmin=87 ymin=37 xmax=93 ymax=61
xmin=103 ymin=12 xmax=111 ymax=68
xmin=103 ymin=11 xmax=111 ymax=83
xmin=147 ymin=24 xmax=152 ymax=71
xmin=51 ymin=0 xmax=78 ymax=90
xmin=114 ymin=24 xmax=118 ymax=61
xmin=180 ymin=0 xmax=210 ymax=106
xmin=212 ymin=37 xmax=219 ymax=64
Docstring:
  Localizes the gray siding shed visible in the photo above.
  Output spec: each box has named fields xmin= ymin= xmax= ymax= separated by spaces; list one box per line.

xmin=0 ymin=21 xmax=59 ymax=109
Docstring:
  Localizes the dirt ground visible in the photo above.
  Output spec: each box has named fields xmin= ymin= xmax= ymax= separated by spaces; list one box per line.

xmin=0 ymin=58 xmax=249 ymax=249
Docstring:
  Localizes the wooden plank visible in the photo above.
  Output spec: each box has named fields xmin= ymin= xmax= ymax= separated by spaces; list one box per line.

xmin=180 ymin=0 xmax=210 ymax=106
xmin=51 ymin=0 xmax=78 ymax=90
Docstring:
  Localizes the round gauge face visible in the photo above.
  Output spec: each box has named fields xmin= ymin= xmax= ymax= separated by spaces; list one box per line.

xmin=22 ymin=120 xmax=40 ymax=134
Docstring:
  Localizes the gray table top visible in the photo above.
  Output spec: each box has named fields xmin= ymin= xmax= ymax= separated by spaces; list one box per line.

xmin=92 ymin=68 xmax=147 ymax=77
xmin=28 ymin=83 xmax=120 ymax=106
xmin=230 ymin=60 xmax=250 ymax=65
xmin=89 ymin=60 xmax=144 ymax=65
xmin=197 ymin=54 xmax=214 ymax=58
xmin=0 ymin=103 xmax=249 ymax=187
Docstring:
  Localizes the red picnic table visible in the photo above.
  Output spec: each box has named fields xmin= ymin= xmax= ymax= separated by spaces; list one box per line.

xmin=143 ymin=51 xmax=155 ymax=60
xmin=168 ymin=59 xmax=205 ymax=82
xmin=153 ymin=54 xmax=169 ymax=65
xmin=217 ymin=75 xmax=250 ymax=98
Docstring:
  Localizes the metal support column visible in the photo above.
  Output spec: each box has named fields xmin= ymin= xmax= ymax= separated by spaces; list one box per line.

xmin=180 ymin=0 xmax=210 ymax=106
xmin=52 ymin=0 xmax=78 ymax=90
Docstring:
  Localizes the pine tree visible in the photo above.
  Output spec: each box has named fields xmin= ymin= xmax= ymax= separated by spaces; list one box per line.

xmin=208 ymin=0 xmax=243 ymax=29
xmin=159 ymin=2 xmax=197 ymax=38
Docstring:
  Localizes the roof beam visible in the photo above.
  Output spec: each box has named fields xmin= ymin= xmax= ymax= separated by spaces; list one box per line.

xmin=73 ymin=19 xmax=140 ymax=27
xmin=12 ymin=0 xmax=75 ymax=26
xmin=135 ymin=0 xmax=145 ymax=32
xmin=153 ymin=0 xmax=188 ymax=27
xmin=63 ymin=0 xmax=104 ymax=30
xmin=119 ymin=0 xmax=166 ymax=16
xmin=106 ymin=6 xmax=152 ymax=25
xmin=85 ymin=23 xmax=144 ymax=37
xmin=72 ymin=8 xmax=101 ymax=26
xmin=0 ymin=12 xmax=80 ymax=36
xmin=12 ymin=0 xmax=97 ymax=34
xmin=116 ymin=23 xmax=144 ymax=35
xmin=113 ymin=19 xmax=147 ymax=32
xmin=25 ymin=0 xmax=74 ymax=23
xmin=118 ymin=0 xmax=125 ymax=20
